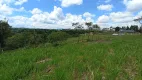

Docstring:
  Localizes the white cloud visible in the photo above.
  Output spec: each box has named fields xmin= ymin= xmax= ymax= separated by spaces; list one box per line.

xmin=0 ymin=0 xmax=27 ymax=16
xmin=30 ymin=6 xmax=66 ymax=28
xmin=31 ymin=8 xmax=42 ymax=14
xmin=97 ymin=4 xmax=113 ymax=11
xmin=60 ymin=0 xmax=83 ymax=7
xmin=59 ymin=13 xmax=84 ymax=24
xmin=0 ymin=3 xmax=26 ymax=15
xmin=134 ymin=11 xmax=142 ymax=19
xmin=30 ymin=7 xmax=86 ymax=29
xmin=15 ymin=0 xmax=28 ymax=5
xmin=83 ymin=12 xmax=95 ymax=18
xmin=123 ymin=0 xmax=142 ymax=12
xmin=3 ymin=0 xmax=140 ymax=29
xmin=96 ymin=11 xmax=140 ymax=28
xmin=0 ymin=0 xmax=13 ymax=5
xmin=30 ymin=12 xmax=50 ymax=23
xmin=7 ymin=6 xmax=84 ymax=29
xmin=137 ymin=11 xmax=142 ymax=17
xmin=57 ymin=13 xmax=86 ymax=29
xmin=5 ymin=5 xmax=96 ymax=29
xmin=30 ymin=6 xmax=65 ymax=24
xmin=49 ymin=6 xmax=65 ymax=21
xmin=83 ymin=12 xmax=95 ymax=22
xmin=9 ymin=16 xmax=32 ymax=28
xmin=0 ymin=14 xmax=5 ymax=20
xmin=14 ymin=7 xmax=26 ymax=12
xmin=109 ymin=12 xmax=134 ymax=23
xmin=97 ymin=15 xmax=109 ymax=23
xmin=0 ymin=4 xmax=13 ymax=15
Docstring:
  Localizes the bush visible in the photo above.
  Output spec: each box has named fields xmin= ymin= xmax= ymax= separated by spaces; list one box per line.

xmin=48 ymin=31 xmax=70 ymax=46
xmin=5 ymin=33 xmax=29 ymax=50
xmin=28 ymin=33 xmax=44 ymax=45
xmin=5 ymin=32 xmax=46 ymax=50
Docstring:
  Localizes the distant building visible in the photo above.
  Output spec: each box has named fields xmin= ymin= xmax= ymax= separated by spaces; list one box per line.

xmin=119 ymin=29 xmax=135 ymax=35
xmin=110 ymin=28 xmax=115 ymax=32
xmin=102 ymin=28 xmax=110 ymax=32
xmin=93 ymin=28 xmax=101 ymax=31
xmin=119 ymin=29 xmax=135 ymax=33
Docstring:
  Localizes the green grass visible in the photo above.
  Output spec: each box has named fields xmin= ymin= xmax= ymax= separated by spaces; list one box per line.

xmin=0 ymin=34 xmax=142 ymax=80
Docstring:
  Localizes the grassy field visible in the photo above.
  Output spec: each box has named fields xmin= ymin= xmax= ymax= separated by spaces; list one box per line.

xmin=0 ymin=34 xmax=142 ymax=80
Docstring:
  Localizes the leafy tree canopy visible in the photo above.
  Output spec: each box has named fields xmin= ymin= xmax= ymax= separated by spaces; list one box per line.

xmin=0 ymin=20 xmax=11 ymax=48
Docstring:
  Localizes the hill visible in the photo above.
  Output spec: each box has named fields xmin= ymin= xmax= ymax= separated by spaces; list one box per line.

xmin=0 ymin=34 xmax=142 ymax=80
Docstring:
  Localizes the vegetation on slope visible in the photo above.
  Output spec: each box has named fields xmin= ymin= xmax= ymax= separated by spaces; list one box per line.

xmin=0 ymin=34 xmax=142 ymax=80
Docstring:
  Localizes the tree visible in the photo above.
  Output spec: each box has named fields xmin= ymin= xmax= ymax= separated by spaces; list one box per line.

xmin=85 ymin=22 xmax=93 ymax=30
xmin=0 ymin=20 xmax=11 ymax=52
xmin=126 ymin=26 xmax=130 ymax=30
xmin=93 ymin=24 xmax=100 ymax=29
xmin=115 ymin=26 xmax=120 ymax=32
xmin=72 ymin=22 xmax=84 ymax=30
xmin=122 ymin=26 xmax=126 ymax=30
xmin=72 ymin=22 xmax=84 ymax=42
xmin=110 ymin=26 xmax=114 ymax=32
xmin=130 ymin=25 xmax=138 ymax=32
xmin=140 ymin=26 xmax=142 ymax=33
xmin=85 ymin=22 xmax=93 ymax=41
xmin=6 ymin=33 xmax=28 ymax=50
xmin=48 ymin=31 xmax=70 ymax=46
xmin=110 ymin=26 xmax=113 ymax=29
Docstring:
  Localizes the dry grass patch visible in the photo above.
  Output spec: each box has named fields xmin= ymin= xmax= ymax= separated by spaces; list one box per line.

xmin=36 ymin=58 xmax=52 ymax=64
xmin=116 ymin=56 xmax=139 ymax=80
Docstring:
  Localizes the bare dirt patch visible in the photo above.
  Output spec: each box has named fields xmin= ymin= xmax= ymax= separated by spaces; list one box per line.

xmin=123 ymin=56 xmax=138 ymax=79
xmin=73 ymin=70 xmax=93 ymax=80
xmin=108 ymin=48 xmax=114 ymax=55
xmin=36 ymin=58 xmax=52 ymax=64
xmin=96 ymin=40 xmax=111 ymax=43
xmin=45 ymin=65 xmax=55 ymax=74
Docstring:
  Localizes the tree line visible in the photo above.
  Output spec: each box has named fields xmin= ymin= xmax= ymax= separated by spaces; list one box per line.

xmin=72 ymin=22 xmax=100 ymax=30
xmin=0 ymin=20 xmax=97 ymax=52
xmin=115 ymin=25 xmax=141 ymax=32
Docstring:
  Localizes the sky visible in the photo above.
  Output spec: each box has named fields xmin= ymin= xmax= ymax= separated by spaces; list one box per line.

xmin=0 ymin=0 xmax=142 ymax=29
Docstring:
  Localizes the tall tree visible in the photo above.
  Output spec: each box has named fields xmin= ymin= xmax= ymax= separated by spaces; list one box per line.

xmin=130 ymin=25 xmax=138 ymax=32
xmin=85 ymin=22 xmax=93 ymax=41
xmin=122 ymin=26 xmax=126 ymax=30
xmin=126 ymin=26 xmax=130 ymax=30
xmin=110 ymin=26 xmax=115 ymax=31
xmin=92 ymin=24 xmax=100 ymax=30
xmin=93 ymin=24 xmax=100 ymax=28
xmin=110 ymin=26 xmax=113 ymax=29
xmin=72 ymin=22 xmax=83 ymax=30
xmin=85 ymin=22 xmax=93 ymax=30
xmin=140 ymin=26 xmax=142 ymax=33
xmin=0 ymin=20 xmax=11 ymax=52
xmin=72 ymin=22 xmax=84 ymax=42
xmin=115 ymin=26 xmax=120 ymax=32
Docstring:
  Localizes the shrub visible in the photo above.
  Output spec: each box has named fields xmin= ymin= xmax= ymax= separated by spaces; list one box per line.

xmin=28 ymin=33 xmax=44 ymax=45
xmin=48 ymin=31 xmax=70 ymax=46
xmin=5 ymin=33 xmax=29 ymax=50
xmin=5 ymin=32 xmax=46 ymax=50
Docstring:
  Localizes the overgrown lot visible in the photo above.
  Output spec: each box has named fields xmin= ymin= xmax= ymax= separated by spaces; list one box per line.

xmin=0 ymin=34 xmax=142 ymax=80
